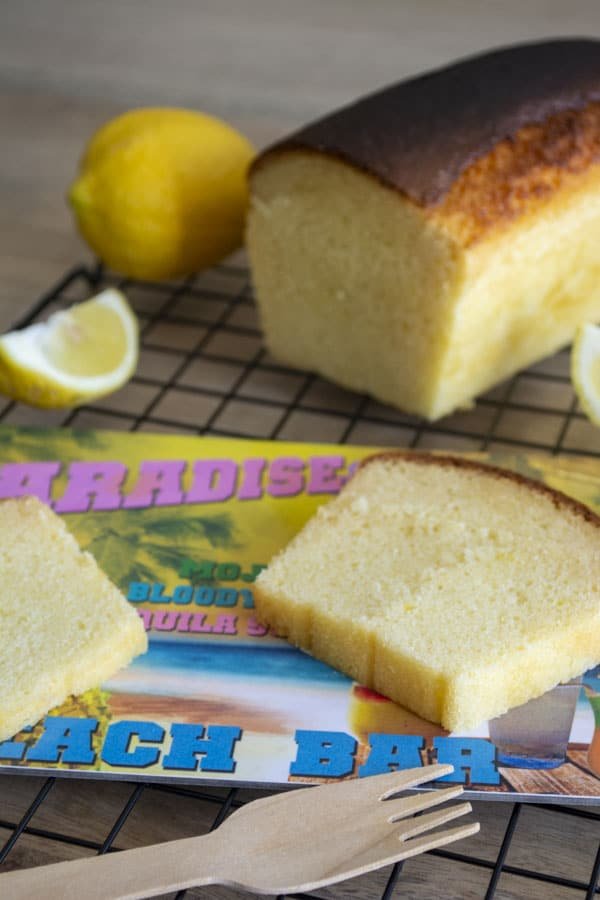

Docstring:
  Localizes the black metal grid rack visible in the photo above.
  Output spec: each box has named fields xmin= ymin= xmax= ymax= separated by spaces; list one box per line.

xmin=2 ymin=260 xmax=600 ymax=899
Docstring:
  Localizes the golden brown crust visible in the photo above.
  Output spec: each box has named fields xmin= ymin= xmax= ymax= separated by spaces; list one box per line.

xmin=432 ymin=102 xmax=600 ymax=245
xmin=359 ymin=451 xmax=600 ymax=530
xmin=251 ymin=40 xmax=600 ymax=205
xmin=251 ymin=41 xmax=600 ymax=248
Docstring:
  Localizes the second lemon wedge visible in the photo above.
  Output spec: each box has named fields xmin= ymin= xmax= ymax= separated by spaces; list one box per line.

xmin=571 ymin=322 xmax=600 ymax=426
xmin=0 ymin=290 xmax=138 ymax=408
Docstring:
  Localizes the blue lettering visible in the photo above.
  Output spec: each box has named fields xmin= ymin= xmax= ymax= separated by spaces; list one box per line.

xmin=359 ymin=734 xmax=423 ymax=776
xmin=25 ymin=716 xmax=97 ymax=765
xmin=150 ymin=583 xmax=170 ymax=603
xmin=195 ymin=587 xmax=215 ymax=606
xmin=128 ymin=582 xmax=149 ymax=602
xmin=215 ymin=589 xmax=237 ymax=608
xmin=0 ymin=733 xmax=28 ymax=761
xmin=239 ymin=589 xmax=254 ymax=609
xmin=102 ymin=720 xmax=164 ymax=768
xmin=290 ymin=729 xmax=357 ymax=778
xmin=433 ymin=737 xmax=500 ymax=785
xmin=173 ymin=586 xmax=193 ymax=605
xmin=163 ymin=724 xmax=241 ymax=772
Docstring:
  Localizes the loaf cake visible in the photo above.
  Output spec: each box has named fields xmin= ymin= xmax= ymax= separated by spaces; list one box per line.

xmin=0 ymin=497 xmax=147 ymax=742
xmin=247 ymin=40 xmax=600 ymax=420
xmin=254 ymin=453 xmax=600 ymax=731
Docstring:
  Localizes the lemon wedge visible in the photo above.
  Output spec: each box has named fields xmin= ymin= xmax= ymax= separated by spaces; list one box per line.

xmin=571 ymin=322 xmax=600 ymax=426
xmin=0 ymin=289 xmax=138 ymax=408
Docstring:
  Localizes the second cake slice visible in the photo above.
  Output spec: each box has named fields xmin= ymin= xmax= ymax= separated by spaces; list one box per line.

xmin=254 ymin=453 xmax=600 ymax=731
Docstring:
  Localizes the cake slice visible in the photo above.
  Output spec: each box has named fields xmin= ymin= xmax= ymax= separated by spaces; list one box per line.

xmin=0 ymin=496 xmax=147 ymax=742
xmin=254 ymin=454 xmax=600 ymax=731
xmin=247 ymin=40 xmax=600 ymax=420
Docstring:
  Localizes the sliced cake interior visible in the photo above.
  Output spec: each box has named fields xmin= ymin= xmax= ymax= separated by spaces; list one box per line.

xmin=0 ymin=496 xmax=147 ymax=742
xmin=247 ymin=121 xmax=600 ymax=420
xmin=248 ymin=154 xmax=463 ymax=418
xmin=254 ymin=454 xmax=600 ymax=731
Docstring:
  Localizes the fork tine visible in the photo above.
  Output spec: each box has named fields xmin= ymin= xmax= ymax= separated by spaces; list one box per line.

xmin=386 ymin=783 xmax=464 ymax=820
xmin=398 ymin=801 xmax=472 ymax=841
xmin=331 ymin=814 xmax=480 ymax=887
xmin=399 ymin=820 xmax=481 ymax=859
xmin=376 ymin=763 xmax=454 ymax=800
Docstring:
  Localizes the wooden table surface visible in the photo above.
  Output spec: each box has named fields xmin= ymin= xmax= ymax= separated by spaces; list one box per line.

xmin=3 ymin=2 xmax=600 ymax=898
xmin=3 ymin=0 xmax=600 ymax=331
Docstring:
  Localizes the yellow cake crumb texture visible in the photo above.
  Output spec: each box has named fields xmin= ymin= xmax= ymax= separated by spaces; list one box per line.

xmin=0 ymin=496 xmax=147 ymax=743
xmin=254 ymin=454 xmax=600 ymax=732
xmin=247 ymin=134 xmax=600 ymax=420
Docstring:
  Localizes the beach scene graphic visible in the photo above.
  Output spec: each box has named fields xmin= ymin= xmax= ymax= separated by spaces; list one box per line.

xmin=488 ymin=682 xmax=582 ymax=769
xmin=583 ymin=666 xmax=600 ymax=777
xmin=107 ymin=637 xmax=353 ymax=736
xmin=3 ymin=425 xmax=600 ymax=800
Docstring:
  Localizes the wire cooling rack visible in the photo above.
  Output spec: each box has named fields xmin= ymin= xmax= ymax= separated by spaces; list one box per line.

xmin=2 ymin=259 xmax=600 ymax=900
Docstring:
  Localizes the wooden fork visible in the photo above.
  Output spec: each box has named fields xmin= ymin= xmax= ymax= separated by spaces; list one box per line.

xmin=0 ymin=764 xmax=478 ymax=899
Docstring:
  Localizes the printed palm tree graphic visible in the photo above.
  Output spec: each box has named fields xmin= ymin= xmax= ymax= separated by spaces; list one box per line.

xmin=0 ymin=425 xmax=111 ymax=462
xmin=80 ymin=508 xmax=238 ymax=588
xmin=0 ymin=426 xmax=240 ymax=587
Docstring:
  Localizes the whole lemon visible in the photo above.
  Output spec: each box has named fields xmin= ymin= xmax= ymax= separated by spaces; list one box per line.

xmin=68 ymin=108 xmax=255 ymax=280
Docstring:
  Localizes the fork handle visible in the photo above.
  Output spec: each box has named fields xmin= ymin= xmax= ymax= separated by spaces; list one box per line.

xmin=0 ymin=830 xmax=226 ymax=900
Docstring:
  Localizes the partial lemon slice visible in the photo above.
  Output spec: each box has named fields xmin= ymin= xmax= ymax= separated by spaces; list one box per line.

xmin=571 ymin=322 xmax=600 ymax=426
xmin=0 ymin=289 xmax=138 ymax=408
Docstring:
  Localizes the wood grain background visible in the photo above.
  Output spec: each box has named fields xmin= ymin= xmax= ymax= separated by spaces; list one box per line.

xmin=2 ymin=0 xmax=600 ymax=331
